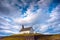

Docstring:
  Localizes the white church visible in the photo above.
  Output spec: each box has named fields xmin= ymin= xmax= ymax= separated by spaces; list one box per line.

xmin=20 ymin=25 xmax=34 ymax=34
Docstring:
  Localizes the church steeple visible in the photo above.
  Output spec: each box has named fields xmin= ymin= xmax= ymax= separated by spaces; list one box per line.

xmin=22 ymin=25 xmax=24 ymax=29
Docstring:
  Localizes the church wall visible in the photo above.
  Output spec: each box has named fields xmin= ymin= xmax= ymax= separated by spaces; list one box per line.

xmin=30 ymin=29 xmax=34 ymax=33
xmin=20 ymin=31 xmax=31 ymax=34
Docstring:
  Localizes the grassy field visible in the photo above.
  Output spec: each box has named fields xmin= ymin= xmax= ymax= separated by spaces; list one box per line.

xmin=1 ymin=33 xmax=60 ymax=40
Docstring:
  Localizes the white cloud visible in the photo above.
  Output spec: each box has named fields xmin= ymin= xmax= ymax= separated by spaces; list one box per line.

xmin=0 ymin=0 xmax=21 ymax=18
xmin=47 ymin=5 xmax=60 ymax=22
xmin=12 ymin=0 xmax=52 ymax=34
xmin=12 ymin=25 xmax=20 ymax=30
xmin=13 ymin=0 xmax=52 ymax=25
xmin=0 ymin=0 xmax=60 ymax=36
xmin=14 ymin=9 xmax=49 ymax=25
xmin=38 ymin=0 xmax=52 ymax=9
xmin=0 ymin=17 xmax=20 ymax=36
xmin=0 ymin=30 xmax=13 ymax=33
xmin=39 ymin=24 xmax=49 ymax=32
xmin=0 ymin=30 xmax=19 ymax=34
xmin=42 ymin=32 xmax=51 ymax=35
xmin=43 ymin=5 xmax=60 ymax=34
xmin=32 ymin=5 xmax=60 ymax=34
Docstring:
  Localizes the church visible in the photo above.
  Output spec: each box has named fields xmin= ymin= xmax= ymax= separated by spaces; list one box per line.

xmin=20 ymin=25 xmax=34 ymax=34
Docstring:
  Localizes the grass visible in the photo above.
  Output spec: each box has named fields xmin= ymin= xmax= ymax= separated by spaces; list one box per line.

xmin=1 ymin=33 xmax=60 ymax=40
xmin=11 ymin=33 xmax=42 ymax=36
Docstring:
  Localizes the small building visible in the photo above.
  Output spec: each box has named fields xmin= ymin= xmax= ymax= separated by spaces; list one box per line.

xmin=20 ymin=25 xmax=34 ymax=34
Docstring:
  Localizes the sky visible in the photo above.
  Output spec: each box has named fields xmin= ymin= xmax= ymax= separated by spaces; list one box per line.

xmin=0 ymin=0 xmax=60 ymax=36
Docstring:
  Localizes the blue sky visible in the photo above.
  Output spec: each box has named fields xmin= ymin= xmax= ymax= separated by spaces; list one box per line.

xmin=0 ymin=0 xmax=60 ymax=36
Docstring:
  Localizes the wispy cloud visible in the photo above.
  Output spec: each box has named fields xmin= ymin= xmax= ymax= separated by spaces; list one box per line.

xmin=42 ymin=5 xmax=60 ymax=34
xmin=0 ymin=0 xmax=60 ymax=36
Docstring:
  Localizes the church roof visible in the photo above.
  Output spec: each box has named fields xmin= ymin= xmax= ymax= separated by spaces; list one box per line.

xmin=20 ymin=27 xmax=32 ymax=32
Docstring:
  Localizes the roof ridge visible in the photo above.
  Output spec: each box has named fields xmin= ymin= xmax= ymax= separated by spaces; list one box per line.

xmin=20 ymin=27 xmax=32 ymax=32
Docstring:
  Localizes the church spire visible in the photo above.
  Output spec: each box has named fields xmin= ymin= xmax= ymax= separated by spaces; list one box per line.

xmin=22 ymin=25 xmax=24 ymax=29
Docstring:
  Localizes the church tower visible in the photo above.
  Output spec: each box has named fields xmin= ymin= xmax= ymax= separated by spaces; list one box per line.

xmin=20 ymin=25 xmax=34 ymax=34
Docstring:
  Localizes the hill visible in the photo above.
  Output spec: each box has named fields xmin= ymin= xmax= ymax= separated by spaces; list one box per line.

xmin=0 ymin=33 xmax=60 ymax=40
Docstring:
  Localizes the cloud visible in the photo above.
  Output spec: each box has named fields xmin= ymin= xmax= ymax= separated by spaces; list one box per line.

xmin=0 ymin=17 xmax=20 ymax=36
xmin=39 ymin=24 xmax=49 ymax=32
xmin=13 ymin=0 xmax=52 ymax=25
xmin=43 ymin=5 xmax=60 ymax=34
xmin=0 ymin=0 xmax=21 ymax=18
xmin=13 ymin=0 xmax=52 ymax=34
xmin=47 ymin=5 xmax=60 ymax=22
xmin=0 ymin=0 xmax=60 ymax=36
xmin=32 ymin=4 xmax=60 ymax=34
xmin=0 ymin=0 xmax=53 ymax=36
